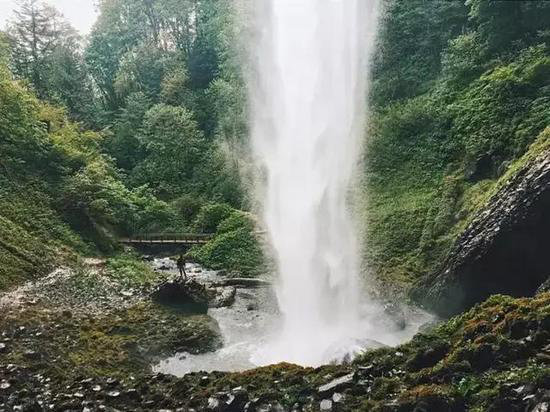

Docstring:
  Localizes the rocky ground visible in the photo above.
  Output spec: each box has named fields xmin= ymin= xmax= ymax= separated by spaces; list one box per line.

xmin=0 ymin=255 xmax=224 ymax=411
xmin=1 ymin=254 xmax=549 ymax=411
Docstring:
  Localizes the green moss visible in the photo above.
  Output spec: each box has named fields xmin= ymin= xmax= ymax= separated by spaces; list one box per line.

xmin=0 ymin=301 xmax=220 ymax=379
xmin=105 ymin=253 xmax=159 ymax=288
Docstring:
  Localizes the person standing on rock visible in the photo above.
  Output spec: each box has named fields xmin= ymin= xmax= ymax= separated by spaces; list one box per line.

xmin=177 ymin=254 xmax=188 ymax=282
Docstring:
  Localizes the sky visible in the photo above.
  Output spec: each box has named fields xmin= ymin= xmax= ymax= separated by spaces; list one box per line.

xmin=0 ymin=0 xmax=99 ymax=35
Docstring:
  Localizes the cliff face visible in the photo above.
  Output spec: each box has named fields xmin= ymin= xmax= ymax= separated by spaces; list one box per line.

xmin=414 ymin=147 xmax=550 ymax=317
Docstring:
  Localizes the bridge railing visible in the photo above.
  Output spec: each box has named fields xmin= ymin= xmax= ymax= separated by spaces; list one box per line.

xmin=121 ymin=233 xmax=214 ymax=244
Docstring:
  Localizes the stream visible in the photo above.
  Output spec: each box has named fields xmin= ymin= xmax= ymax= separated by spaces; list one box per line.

xmin=149 ymin=258 xmax=434 ymax=377
xmin=150 ymin=258 xmax=281 ymax=376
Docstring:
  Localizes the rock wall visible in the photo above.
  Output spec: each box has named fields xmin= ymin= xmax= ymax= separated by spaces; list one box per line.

xmin=414 ymin=148 xmax=550 ymax=316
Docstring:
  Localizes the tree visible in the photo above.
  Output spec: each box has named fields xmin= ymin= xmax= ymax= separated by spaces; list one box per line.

xmin=467 ymin=0 xmax=550 ymax=54
xmin=107 ymin=92 xmax=151 ymax=171
xmin=372 ymin=0 xmax=469 ymax=105
xmin=8 ymin=0 xmax=67 ymax=97
xmin=130 ymin=104 xmax=205 ymax=197
xmin=7 ymin=0 xmax=98 ymax=125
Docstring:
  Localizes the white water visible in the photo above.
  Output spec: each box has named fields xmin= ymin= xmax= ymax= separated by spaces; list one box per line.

xmin=249 ymin=0 xmax=385 ymax=366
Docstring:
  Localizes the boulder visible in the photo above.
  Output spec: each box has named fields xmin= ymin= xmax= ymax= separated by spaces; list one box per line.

xmin=413 ymin=149 xmax=550 ymax=316
xmin=152 ymin=280 xmax=209 ymax=314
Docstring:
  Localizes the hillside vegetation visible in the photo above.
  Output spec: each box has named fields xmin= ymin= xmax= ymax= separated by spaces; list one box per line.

xmin=365 ymin=0 xmax=550 ymax=291
xmin=0 ymin=0 xmax=258 ymax=289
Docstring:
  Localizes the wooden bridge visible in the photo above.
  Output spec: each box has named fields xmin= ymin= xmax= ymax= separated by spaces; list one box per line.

xmin=120 ymin=233 xmax=213 ymax=246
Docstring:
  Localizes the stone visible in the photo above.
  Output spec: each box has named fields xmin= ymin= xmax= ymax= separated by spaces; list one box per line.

xmin=23 ymin=350 xmax=40 ymax=360
xmin=0 ymin=343 xmax=6 ymax=353
xmin=332 ymin=393 xmax=344 ymax=403
xmin=125 ymin=388 xmax=140 ymax=400
xmin=318 ymin=373 xmax=355 ymax=395
xmin=107 ymin=390 xmax=120 ymax=398
xmin=0 ymin=382 xmax=11 ymax=390
xmin=532 ymin=403 xmax=549 ymax=412
xmin=320 ymin=399 xmax=333 ymax=411
xmin=513 ymin=384 xmax=535 ymax=397
xmin=152 ymin=280 xmax=209 ymax=314
xmin=406 ymin=342 xmax=449 ymax=371
xmin=471 ymin=344 xmax=495 ymax=371
xmin=207 ymin=397 xmax=220 ymax=410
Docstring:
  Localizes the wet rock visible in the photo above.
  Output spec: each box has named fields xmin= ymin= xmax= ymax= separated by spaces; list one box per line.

xmin=205 ymin=390 xmax=249 ymax=412
xmin=318 ymin=373 xmax=355 ymax=395
xmin=508 ymin=318 xmax=530 ymax=339
xmin=228 ymin=387 xmax=249 ymax=411
xmin=471 ymin=344 xmax=495 ymax=371
xmin=23 ymin=350 xmax=40 ymax=360
xmin=125 ymin=388 xmax=141 ymax=401
xmin=514 ymin=384 xmax=536 ymax=397
xmin=537 ymin=277 xmax=550 ymax=295
xmin=406 ymin=342 xmax=449 ymax=371
xmin=207 ymin=397 xmax=220 ymax=411
xmin=106 ymin=377 xmax=119 ymax=386
xmin=255 ymin=403 xmax=285 ymax=412
xmin=152 ymin=280 xmax=209 ymax=314
xmin=413 ymin=149 xmax=550 ymax=316
xmin=207 ymin=287 xmax=237 ymax=308
xmin=215 ymin=278 xmax=271 ymax=289
xmin=532 ymin=403 xmax=549 ymax=412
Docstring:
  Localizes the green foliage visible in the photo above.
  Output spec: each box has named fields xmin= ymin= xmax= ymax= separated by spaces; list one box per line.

xmin=1 ymin=0 xmax=253 ymax=290
xmin=366 ymin=0 xmax=550 ymax=290
xmin=189 ymin=208 xmax=264 ymax=277
xmin=6 ymin=0 xmax=97 ymax=124
xmin=105 ymin=253 xmax=158 ymax=288
xmin=130 ymin=103 xmax=205 ymax=197
xmin=171 ymin=194 xmax=204 ymax=227
xmin=192 ymin=203 xmax=234 ymax=234
xmin=107 ymin=92 xmax=150 ymax=171
xmin=372 ymin=0 xmax=468 ymax=105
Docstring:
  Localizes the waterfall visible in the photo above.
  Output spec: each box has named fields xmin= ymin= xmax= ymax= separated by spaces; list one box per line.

xmin=249 ymin=0 xmax=381 ymax=366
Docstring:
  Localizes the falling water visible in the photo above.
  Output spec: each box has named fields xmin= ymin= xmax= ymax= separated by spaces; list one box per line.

xmin=249 ymin=0 xmax=383 ymax=366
